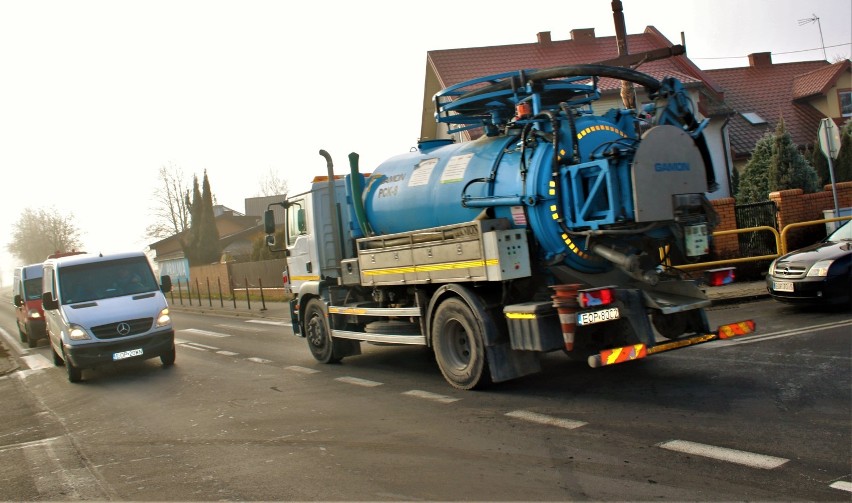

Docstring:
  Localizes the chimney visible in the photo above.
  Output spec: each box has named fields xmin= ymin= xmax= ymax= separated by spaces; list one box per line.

xmin=748 ymin=52 xmax=772 ymax=68
xmin=570 ymin=28 xmax=596 ymax=43
xmin=537 ymin=31 xmax=551 ymax=45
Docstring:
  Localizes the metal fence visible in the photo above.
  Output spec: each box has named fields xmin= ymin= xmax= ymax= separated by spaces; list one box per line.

xmin=734 ymin=201 xmax=778 ymax=257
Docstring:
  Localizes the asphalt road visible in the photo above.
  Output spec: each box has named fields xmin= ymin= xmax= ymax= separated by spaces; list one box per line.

xmin=0 ymin=298 xmax=849 ymax=501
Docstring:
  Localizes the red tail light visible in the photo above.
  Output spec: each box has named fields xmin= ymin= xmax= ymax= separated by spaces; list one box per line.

xmin=578 ymin=287 xmax=615 ymax=308
xmin=706 ymin=267 xmax=735 ymax=287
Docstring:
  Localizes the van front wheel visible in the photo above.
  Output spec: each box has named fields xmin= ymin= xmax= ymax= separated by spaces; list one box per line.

xmin=65 ymin=354 xmax=82 ymax=383
xmin=160 ymin=347 xmax=176 ymax=366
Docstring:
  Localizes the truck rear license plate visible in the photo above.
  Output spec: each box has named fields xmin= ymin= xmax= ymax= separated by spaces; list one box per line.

xmin=113 ymin=348 xmax=143 ymax=361
xmin=773 ymin=281 xmax=794 ymax=292
xmin=578 ymin=308 xmax=620 ymax=326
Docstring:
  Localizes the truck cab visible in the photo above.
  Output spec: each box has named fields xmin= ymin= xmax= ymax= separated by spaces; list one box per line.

xmin=12 ymin=263 xmax=46 ymax=348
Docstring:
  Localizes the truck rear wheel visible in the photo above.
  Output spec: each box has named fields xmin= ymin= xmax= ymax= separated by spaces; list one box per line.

xmin=304 ymin=298 xmax=342 ymax=364
xmin=432 ymin=297 xmax=490 ymax=390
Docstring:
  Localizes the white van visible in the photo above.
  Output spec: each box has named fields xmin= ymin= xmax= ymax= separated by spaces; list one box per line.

xmin=42 ymin=251 xmax=175 ymax=382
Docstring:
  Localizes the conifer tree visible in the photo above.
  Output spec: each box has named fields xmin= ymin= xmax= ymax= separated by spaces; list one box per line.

xmin=182 ymin=175 xmax=203 ymax=265
xmin=736 ymin=133 xmax=773 ymax=204
xmin=767 ymin=118 xmax=818 ymax=194
xmin=196 ymin=170 xmax=221 ymax=264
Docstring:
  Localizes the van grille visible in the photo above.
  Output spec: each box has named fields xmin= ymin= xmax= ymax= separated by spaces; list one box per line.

xmin=91 ymin=318 xmax=154 ymax=340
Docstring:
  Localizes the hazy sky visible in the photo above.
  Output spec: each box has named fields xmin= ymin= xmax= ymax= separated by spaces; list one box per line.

xmin=1 ymin=0 xmax=850 ymax=285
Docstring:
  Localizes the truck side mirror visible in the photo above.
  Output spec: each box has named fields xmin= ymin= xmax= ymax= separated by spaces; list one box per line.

xmin=42 ymin=292 xmax=58 ymax=311
xmin=160 ymin=275 xmax=172 ymax=293
xmin=297 ymin=208 xmax=307 ymax=234
xmin=13 ymin=294 xmax=22 ymax=307
xmin=264 ymin=209 xmax=276 ymax=234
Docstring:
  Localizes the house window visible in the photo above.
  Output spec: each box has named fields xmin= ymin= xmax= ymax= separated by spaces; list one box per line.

xmin=741 ymin=112 xmax=767 ymax=125
xmin=840 ymin=90 xmax=852 ymax=117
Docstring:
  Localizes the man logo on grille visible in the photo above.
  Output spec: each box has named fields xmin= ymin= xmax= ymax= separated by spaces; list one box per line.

xmin=117 ymin=322 xmax=131 ymax=336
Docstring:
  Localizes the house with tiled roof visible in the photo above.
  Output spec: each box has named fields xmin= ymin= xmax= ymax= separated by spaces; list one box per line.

xmin=422 ymin=26 xmax=735 ymax=198
xmin=703 ymin=54 xmax=851 ymax=169
xmin=148 ymin=205 xmax=262 ymax=282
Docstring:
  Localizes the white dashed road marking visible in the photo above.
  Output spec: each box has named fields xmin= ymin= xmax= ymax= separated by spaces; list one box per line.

xmin=178 ymin=328 xmax=231 ymax=338
xmin=402 ymin=390 xmax=460 ymax=404
xmin=335 ymin=376 xmax=383 ymax=387
xmin=246 ymin=357 xmax=272 ymax=364
xmin=830 ymin=481 xmax=852 ymax=492
xmin=286 ymin=366 xmax=320 ymax=374
xmin=505 ymin=410 xmax=587 ymax=430
xmin=658 ymin=440 xmax=788 ymax=469
xmin=217 ymin=351 xmax=239 ymax=356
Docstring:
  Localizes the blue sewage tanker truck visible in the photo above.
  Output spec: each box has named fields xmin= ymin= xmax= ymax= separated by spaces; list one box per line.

xmin=265 ymin=64 xmax=754 ymax=390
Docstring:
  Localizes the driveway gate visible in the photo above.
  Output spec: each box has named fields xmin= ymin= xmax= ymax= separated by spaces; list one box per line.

xmin=734 ymin=200 xmax=778 ymax=257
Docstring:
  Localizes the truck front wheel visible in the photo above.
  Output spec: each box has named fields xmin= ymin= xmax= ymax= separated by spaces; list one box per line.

xmin=432 ymin=297 xmax=490 ymax=390
xmin=304 ymin=298 xmax=342 ymax=364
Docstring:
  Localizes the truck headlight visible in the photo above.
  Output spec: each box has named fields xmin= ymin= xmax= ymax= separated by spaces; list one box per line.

xmin=68 ymin=324 xmax=90 ymax=340
xmin=156 ymin=308 xmax=171 ymax=327
xmin=806 ymin=260 xmax=834 ymax=277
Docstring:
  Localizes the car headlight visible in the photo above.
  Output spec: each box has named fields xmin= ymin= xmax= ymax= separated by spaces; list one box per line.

xmin=768 ymin=259 xmax=777 ymax=275
xmin=156 ymin=308 xmax=171 ymax=327
xmin=806 ymin=259 xmax=834 ymax=277
xmin=28 ymin=310 xmax=42 ymax=319
xmin=68 ymin=324 xmax=90 ymax=340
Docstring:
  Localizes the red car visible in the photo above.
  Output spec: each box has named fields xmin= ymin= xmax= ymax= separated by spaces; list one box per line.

xmin=12 ymin=263 xmax=46 ymax=348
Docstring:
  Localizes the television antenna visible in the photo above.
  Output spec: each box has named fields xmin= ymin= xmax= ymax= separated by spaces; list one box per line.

xmin=798 ymin=14 xmax=827 ymax=60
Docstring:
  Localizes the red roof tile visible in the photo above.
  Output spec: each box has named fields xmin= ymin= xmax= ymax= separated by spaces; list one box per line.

xmin=704 ymin=60 xmax=831 ymax=157
xmin=792 ymin=60 xmax=851 ymax=100
xmin=427 ymin=26 xmax=721 ymax=96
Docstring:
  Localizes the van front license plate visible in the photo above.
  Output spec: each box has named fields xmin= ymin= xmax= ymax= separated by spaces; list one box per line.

xmin=773 ymin=281 xmax=794 ymax=292
xmin=578 ymin=308 xmax=620 ymax=326
xmin=113 ymin=348 xmax=143 ymax=361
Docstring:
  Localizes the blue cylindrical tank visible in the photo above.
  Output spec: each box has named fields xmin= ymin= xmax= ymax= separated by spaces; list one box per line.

xmin=360 ymin=115 xmax=637 ymax=273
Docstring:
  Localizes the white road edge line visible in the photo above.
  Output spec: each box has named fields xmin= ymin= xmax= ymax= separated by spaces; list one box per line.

xmin=335 ymin=376 xmax=383 ymax=387
xmin=402 ymin=390 xmax=460 ymax=404
xmin=245 ymin=320 xmax=289 ymax=326
xmin=658 ymin=440 xmax=788 ymax=469
xmin=505 ymin=410 xmax=587 ymax=430
xmin=178 ymin=328 xmax=231 ymax=338
xmin=246 ymin=357 xmax=272 ymax=364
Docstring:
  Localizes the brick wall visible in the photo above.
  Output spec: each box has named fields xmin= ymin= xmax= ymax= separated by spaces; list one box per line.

xmin=770 ymin=181 xmax=852 ymax=249
xmin=710 ymin=197 xmax=738 ymax=256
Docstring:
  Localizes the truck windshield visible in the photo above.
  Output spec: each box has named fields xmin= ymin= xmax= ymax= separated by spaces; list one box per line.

xmin=59 ymin=257 xmax=159 ymax=304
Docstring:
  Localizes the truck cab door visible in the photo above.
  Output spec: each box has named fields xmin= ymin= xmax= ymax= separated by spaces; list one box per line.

xmin=285 ymin=198 xmax=319 ymax=294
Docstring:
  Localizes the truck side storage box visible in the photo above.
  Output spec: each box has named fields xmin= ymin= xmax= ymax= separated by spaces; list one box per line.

xmin=503 ymin=302 xmax=563 ymax=352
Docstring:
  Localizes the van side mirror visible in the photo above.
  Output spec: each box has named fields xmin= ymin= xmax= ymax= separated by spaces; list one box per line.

xmin=160 ymin=275 xmax=172 ymax=293
xmin=13 ymin=294 xmax=22 ymax=307
xmin=264 ymin=209 xmax=276 ymax=234
xmin=42 ymin=292 xmax=58 ymax=311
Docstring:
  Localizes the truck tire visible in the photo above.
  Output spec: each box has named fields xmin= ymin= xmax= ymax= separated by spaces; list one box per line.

xmin=304 ymin=298 xmax=342 ymax=364
xmin=432 ymin=297 xmax=490 ymax=390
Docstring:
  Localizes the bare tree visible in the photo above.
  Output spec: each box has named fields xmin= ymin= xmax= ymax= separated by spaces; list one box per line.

xmin=257 ymin=167 xmax=289 ymax=197
xmin=146 ymin=164 xmax=192 ymax=240
xmin=7 ymin=207 xmax=83 ymax=264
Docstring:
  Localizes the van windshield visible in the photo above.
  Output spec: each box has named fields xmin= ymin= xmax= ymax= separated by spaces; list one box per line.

xmin=59 ymin=257 xmax=159 ymax=305
xmin=23 ymin=278 xmax=42 ymax=301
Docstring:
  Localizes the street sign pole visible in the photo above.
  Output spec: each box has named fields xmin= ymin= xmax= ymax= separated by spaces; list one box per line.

xmin=818 ymin=118 xmax=840 ymax=214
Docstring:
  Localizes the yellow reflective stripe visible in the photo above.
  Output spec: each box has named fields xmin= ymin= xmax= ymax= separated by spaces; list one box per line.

xmin=505 ymin=313 xmax=536 ymax=320
xmin=362 ymin=259 xmax=498 ymax=277
xmin=329 ymin=307 xmax=367 ymax=315
xmin=291 ymin=275 xmax=321 ymax=281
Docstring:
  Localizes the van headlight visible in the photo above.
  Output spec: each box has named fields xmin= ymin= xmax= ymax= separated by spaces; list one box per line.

xmin=156 ymin=308 xmax=171 ymax=327
xmin=68 ymin=324 xmax=90 ymax=340
xmin=807 ymin=260 xmax=834 ymax=277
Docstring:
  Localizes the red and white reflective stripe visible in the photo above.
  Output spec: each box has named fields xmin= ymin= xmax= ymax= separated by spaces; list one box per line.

xmin=600 ymin=344 xmax=647 ymax=366
xmin=717 ymin=320 xmax=756 ymax=339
